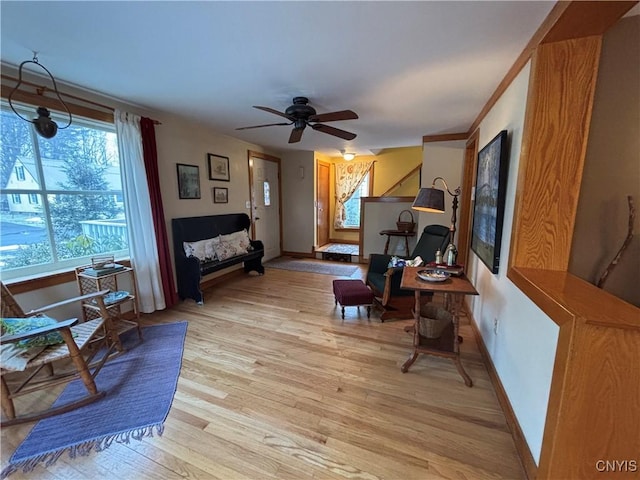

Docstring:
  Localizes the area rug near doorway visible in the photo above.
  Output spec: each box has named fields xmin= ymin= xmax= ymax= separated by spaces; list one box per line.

xmin=1 ymin=321 xmax=188 ymax=478
xmin=266 ymin=257 xmax=358 ymax=276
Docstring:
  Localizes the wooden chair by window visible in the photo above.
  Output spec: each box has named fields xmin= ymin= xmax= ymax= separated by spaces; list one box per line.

xmin=0 ymin=282 xmax=119 ymax=426
xmin=366 ymin=225 xmax=450 ymax=321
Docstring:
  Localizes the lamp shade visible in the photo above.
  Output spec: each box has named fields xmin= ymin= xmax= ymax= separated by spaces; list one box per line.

xmin=412 ymin=187 xmax=445 ymax=213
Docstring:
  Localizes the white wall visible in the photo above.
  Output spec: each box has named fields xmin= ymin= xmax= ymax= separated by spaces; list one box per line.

xmin=279 ymin=150 xmax=315 ymax=254
xmin=466 ymin=62 xmax=559 ymax=463
xmin=156 ymin=114 xmax=267 ymax=223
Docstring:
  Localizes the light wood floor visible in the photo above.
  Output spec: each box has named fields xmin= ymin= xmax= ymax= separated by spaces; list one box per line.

xmin=1 ymin=263 xmax=525 ymax=479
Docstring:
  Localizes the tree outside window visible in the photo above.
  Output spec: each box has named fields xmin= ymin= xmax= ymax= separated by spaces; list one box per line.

xmin=342 ymin=172 xmax=370 ymax=228
xmin=0 ymin=103 xmax=129 ymax=279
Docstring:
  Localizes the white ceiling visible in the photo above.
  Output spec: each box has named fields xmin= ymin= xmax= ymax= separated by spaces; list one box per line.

xmin=1 ymin=1 xmax=555 ymax=156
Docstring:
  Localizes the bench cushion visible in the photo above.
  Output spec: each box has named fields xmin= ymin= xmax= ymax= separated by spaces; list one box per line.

xmin=184 ymin=238 xmax=217 ymax=262
xmin=213 ymin=230 xmax=252 ymax=260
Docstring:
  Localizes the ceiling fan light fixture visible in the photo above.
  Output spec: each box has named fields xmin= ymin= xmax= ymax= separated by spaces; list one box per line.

xmin=340 ymin=150 xmax=356 ymax=161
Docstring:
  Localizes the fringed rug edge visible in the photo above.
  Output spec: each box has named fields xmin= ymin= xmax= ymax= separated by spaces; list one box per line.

xmin=1 ymin=422 xmax=165 ymax=479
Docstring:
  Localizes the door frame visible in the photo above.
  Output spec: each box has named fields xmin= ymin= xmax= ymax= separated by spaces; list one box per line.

xmin=247 ymin=150 xmax=283 ymax=255
xmin=457 ymin=130 xmax=479 ymax=269
xmin=316 ymin=159 xmax=331 ymax=248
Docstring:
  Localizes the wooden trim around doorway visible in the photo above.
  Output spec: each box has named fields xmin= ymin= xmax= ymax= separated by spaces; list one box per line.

xmin=247 ymin=150 xmax=283 ymax=256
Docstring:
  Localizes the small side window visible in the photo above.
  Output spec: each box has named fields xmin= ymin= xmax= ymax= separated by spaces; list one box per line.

xmin=264 ymin=181 xmax=271 ymax=206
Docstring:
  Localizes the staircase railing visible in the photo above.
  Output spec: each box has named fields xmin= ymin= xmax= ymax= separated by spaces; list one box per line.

xmin=380 ymin=164 xmax=421 ymax=197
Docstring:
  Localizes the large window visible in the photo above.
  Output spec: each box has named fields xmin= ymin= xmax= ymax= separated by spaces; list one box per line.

xmin=342 ymin=172 xmax=370 ymax=228
xmin=0 ymin=102 xmax=128 ymax=280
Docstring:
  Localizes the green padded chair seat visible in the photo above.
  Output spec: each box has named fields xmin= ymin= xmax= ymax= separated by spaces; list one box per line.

xmin=366 ymin=224 xmax=451 ymax=320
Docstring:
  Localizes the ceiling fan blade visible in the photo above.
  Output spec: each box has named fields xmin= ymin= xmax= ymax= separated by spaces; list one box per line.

xmin=236 ymin=122 xmax=291 ymax=131
xmin=308 ymin=110 xmax=358 ymax=122
xmin=288 ymin=127 xmax=304 ymax=144
xmin=253 ymin=106 xmax=293 ymax=120
xmin=311 ymin=123 xmax=357 ymax=141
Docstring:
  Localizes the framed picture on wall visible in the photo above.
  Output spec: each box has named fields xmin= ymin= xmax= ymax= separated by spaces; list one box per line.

xmin=176 ymin=163 xmax=201 ymax=199
xmin=471 ymin=130 xmax=510 ymax=274
xmin=213 ymin=187 xmax=228 ymax=203
xmin=207 ymin=153 xmax=230 ymax=182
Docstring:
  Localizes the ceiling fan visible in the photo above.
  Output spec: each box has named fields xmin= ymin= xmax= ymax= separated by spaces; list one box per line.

xmin=236 ymin=96 xmax=358 ymax=144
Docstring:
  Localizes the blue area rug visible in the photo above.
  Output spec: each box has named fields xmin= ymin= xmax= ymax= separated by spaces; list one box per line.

xmin=2 ymin=321 xmax=187 ymax=478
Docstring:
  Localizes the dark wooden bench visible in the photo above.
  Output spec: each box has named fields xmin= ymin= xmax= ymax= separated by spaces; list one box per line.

xmin=172 ymin=213 xmax=264 ymax=304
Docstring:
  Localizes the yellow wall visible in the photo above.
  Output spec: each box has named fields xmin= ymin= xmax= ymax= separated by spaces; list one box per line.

xmin=386 ymin=176 xmax=419 ymax=197
xmin=327 ymin=146 xmax=422 ymax=241
xmin=370 ymin=146 xmax=422 ymax=196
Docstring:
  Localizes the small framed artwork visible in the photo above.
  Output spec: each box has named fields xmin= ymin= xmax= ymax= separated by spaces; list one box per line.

xmin=471 ymin=130 xmax=510 ymax=274
xmin=176 ymin=163 xmax=201 ymax=199
xmin=207 ymin=153 xmax=230 ymax=182
xmin=213 ymin=187 xmax=228 ymax=204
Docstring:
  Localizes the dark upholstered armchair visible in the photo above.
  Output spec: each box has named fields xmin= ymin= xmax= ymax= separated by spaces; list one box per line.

xmin=366 ymin=224 xmax=450 ymax=321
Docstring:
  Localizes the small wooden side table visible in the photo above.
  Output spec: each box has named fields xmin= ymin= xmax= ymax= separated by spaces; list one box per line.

xmin=75 ymin=265 xmax=143 ymax=346
xmin=399 ymin=266 xmax=478 ymax=386
xmin=379 ymin=229 xmax=416 ymax=256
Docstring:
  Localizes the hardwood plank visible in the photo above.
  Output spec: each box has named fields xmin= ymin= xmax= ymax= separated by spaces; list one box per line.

xmin=1 ymin=265 xmax=525 ymax=479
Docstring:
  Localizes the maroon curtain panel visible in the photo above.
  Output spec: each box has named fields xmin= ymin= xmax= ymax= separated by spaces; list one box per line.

xmin=140 ymin=117 xmax=178 ymax=308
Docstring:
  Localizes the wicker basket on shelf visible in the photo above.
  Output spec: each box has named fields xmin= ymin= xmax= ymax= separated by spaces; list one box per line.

xmin=418 ymin=305 xmax=453 ymax=339
xmin=396 ymin=209 xmax=416 ymax=232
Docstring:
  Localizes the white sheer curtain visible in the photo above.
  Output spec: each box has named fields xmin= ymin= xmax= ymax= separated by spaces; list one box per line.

xmin=114 ymin=110 xmax=166 ymax=313
xmin=334 ymin=160 xmax=374 ymax=228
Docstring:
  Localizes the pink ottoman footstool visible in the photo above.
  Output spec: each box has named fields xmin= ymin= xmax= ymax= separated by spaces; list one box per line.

xmin=332 ymin=279 xmax=374 ymax=319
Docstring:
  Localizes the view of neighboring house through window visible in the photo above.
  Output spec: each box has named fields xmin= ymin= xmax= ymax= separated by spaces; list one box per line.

xmin=0 ymin=102 xmax=128 ymax=280
xmin=342 ymin=172 xmax=370 ymax=228
xmin=14 ymin=165 xmax=25 ymax=181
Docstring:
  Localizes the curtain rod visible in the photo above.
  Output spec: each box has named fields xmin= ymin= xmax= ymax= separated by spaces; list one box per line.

xmin=1 ymin=74 xmax=161 ymax=125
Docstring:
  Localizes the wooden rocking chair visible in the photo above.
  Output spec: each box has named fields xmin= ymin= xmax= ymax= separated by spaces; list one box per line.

xmin=0 ymin=282 xmax=120 ymax=426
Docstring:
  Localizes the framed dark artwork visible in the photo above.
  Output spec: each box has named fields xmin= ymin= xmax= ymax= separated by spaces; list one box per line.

xmin=176 ymin=163 xmax=201 ymax=199
xmin=471 ymin=130 xmax=510 ymax=274
xmin=207 ymin=153 xmax=230 ymax=182
xmin=213 ymin=187 xmax=228 ymax=204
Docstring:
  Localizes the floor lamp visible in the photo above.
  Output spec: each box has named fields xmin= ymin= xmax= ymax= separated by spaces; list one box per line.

xmin=411 ymin=176 xmax=461 ymax=265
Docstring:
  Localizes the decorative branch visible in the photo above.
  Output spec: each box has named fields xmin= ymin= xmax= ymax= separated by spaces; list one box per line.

xmin=597 ymin=195 xmax=635 ymax=289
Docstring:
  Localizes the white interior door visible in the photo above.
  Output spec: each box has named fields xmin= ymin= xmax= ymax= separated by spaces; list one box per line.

xmin=251 ymin=156 xmax=281 ymax=261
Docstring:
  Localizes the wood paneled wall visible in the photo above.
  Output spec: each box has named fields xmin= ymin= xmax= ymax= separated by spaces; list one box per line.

xmin=509 ymin=37 xmax=601 ymax=271
xmin=505 ymin=3 xmax=640 ymax=478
